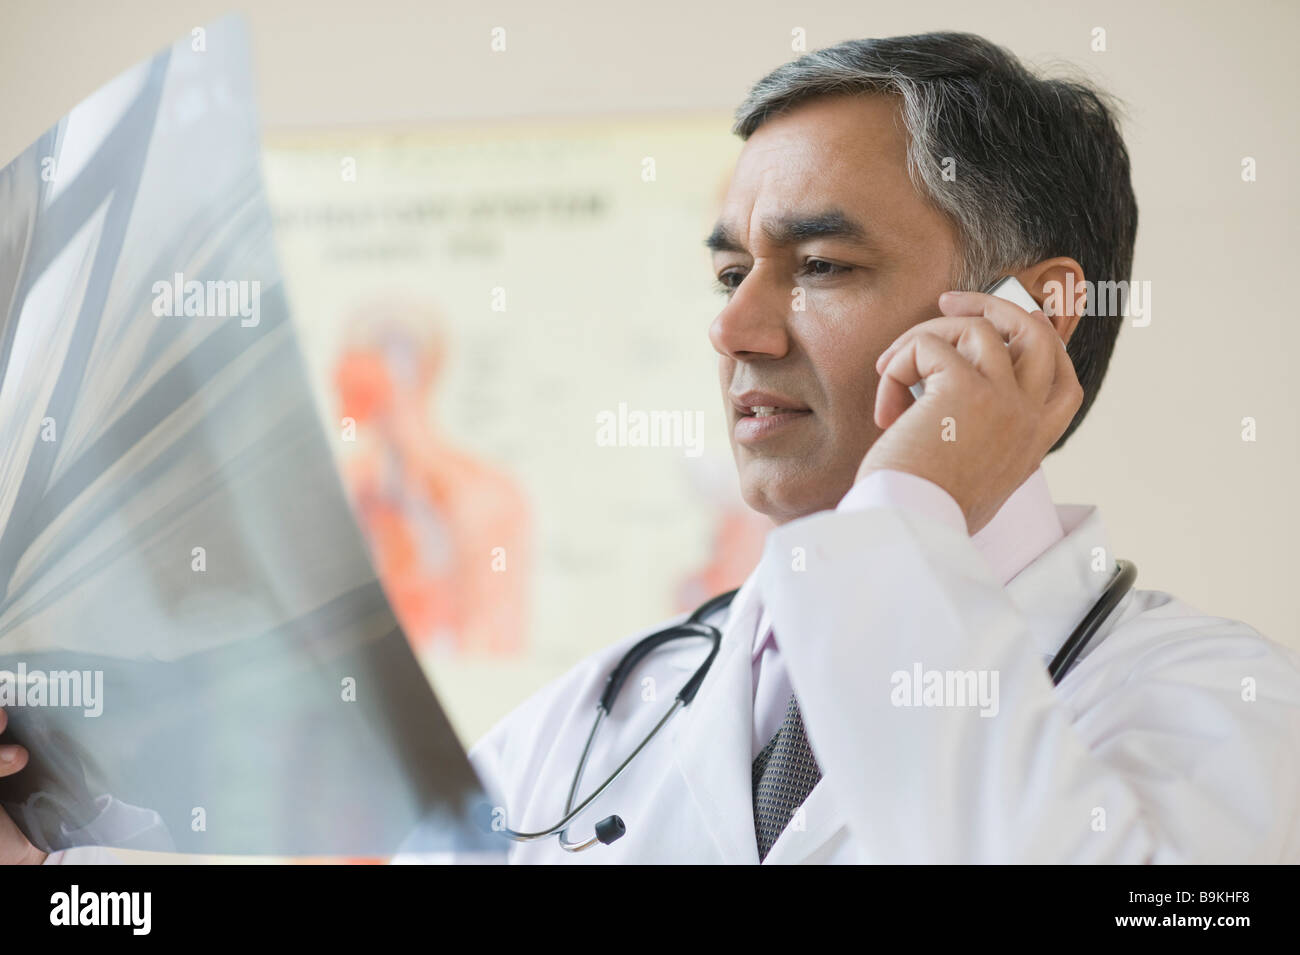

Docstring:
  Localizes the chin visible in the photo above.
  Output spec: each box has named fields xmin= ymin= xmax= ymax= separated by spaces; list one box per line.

xmin=738 ymin=474 xmax=828 ymax=526
xmin=737 ymin=456 xmax=859 ymax=525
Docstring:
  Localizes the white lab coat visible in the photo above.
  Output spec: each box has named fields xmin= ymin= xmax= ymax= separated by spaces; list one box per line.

xmin=456 ymin=499 xmax=1300 ymax=864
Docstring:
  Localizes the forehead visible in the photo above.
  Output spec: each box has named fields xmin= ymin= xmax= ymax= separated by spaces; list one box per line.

xmin=714 ymin=94 xmax=930 ymax=250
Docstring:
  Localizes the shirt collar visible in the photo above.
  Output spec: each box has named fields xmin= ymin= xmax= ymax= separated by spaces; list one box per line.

xmin=971 ymin=466 xmax=1065 ymax=587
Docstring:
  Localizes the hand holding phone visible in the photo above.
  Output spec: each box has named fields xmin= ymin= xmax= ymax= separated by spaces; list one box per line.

xmin=858 ymin=277 xmax=1082 ymax=533
xmin=908 ymin=276 xmax=1042 ymax=400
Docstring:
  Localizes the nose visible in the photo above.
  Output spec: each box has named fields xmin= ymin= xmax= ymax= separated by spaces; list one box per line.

xmin=708 ymin=264 xmax=792 ymax=362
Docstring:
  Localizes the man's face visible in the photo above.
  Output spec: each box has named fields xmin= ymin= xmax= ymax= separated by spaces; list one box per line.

xmin=707 ymin=94 xmax=961 ymax=524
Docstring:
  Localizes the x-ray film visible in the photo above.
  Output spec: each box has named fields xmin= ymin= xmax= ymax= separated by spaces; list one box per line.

xmin=0 ymin=16 xmax=494 ymax=857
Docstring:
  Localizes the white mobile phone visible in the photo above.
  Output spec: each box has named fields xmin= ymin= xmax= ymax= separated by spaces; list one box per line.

xmin=907 ymin=276 xmax=1040 ymax=400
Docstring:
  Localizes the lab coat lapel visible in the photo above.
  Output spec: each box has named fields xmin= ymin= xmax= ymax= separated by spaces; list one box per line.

xmin=669 ymin=567 xmax=765 ymax=864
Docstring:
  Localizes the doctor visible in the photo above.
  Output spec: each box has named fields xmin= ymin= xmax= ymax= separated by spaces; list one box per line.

xmin=7 ymin=31 xmax=1300 ymax=865
xmin=444 ymin=33 xmax=1300 ymax=865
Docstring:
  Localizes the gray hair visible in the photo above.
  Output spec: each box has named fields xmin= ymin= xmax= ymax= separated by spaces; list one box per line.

xmin=731 ymin=32 xmax=1138 ymax=451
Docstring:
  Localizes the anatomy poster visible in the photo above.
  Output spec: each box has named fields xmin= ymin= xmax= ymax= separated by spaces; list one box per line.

xmin=263 ymin=117 xmax=772 ymax=742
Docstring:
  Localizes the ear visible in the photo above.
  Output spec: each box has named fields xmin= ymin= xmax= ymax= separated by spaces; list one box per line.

xmin=1015 ymin=258 xmax=1086 ymax=346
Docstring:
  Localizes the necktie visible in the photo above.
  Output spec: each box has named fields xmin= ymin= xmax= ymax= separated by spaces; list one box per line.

xmin=752 ymin=691 xmax=822 ymax=861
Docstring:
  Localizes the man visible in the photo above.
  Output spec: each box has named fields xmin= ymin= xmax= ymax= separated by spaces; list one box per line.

xmin=449 ymin=32 xmax=1300 ymax=864
xmin=8 ymin=31 xmax=1300 ymax=865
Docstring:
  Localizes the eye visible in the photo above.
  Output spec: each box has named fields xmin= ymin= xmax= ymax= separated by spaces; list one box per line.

xmin=713 ymin=268 xmax=746 ymax=296
xmin=800 ymin=258 xmax=851 ymax=278
xmin=712 ymin=259 xmax=850 ymax=296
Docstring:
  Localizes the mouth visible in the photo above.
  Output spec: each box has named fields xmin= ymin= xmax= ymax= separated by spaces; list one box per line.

xmin=730 ymin=391 xmax=813 ymax=444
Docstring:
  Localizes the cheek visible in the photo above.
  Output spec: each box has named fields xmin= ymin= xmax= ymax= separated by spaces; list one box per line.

xmin=797 ymin=294 xmax=901 ymax=421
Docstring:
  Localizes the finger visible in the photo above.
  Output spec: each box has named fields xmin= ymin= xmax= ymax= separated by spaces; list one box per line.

xmin=877 ymin=316 xmax=1015 ymax=387
xmin=934 ymin=291 xmax=1059 ymax=400
xmin=875 ymin=332 xmax=979 ymax=429
xmin=0 ymin=744 xmax=27 ymax=776
xmin=936 ymin=292 xmax=1058 ymax=399
xmin=0 ymin=709 xmax=27 ymax=777
xmin=877 ymin=310 xmax=1032 ymax=384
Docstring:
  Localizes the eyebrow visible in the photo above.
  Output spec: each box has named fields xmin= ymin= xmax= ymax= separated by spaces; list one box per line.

xmin=703 ymin=209 xmax=877 ymax=254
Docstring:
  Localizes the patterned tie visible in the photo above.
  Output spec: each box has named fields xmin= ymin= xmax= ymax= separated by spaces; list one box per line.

xmin=752 ymin=691 xmax=822 ymax=861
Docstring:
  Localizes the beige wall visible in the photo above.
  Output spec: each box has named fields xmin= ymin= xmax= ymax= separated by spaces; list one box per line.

xmin=3 ymin=0 xmax=1296 ymax=655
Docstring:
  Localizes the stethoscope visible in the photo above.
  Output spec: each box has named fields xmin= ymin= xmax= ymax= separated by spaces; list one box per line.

xmin=496 ymin=558 xmax=1137 ymax=852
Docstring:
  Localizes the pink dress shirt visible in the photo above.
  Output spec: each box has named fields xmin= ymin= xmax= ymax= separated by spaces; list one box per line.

xmin=750 ymin=467 xmax=1065 ymax=757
